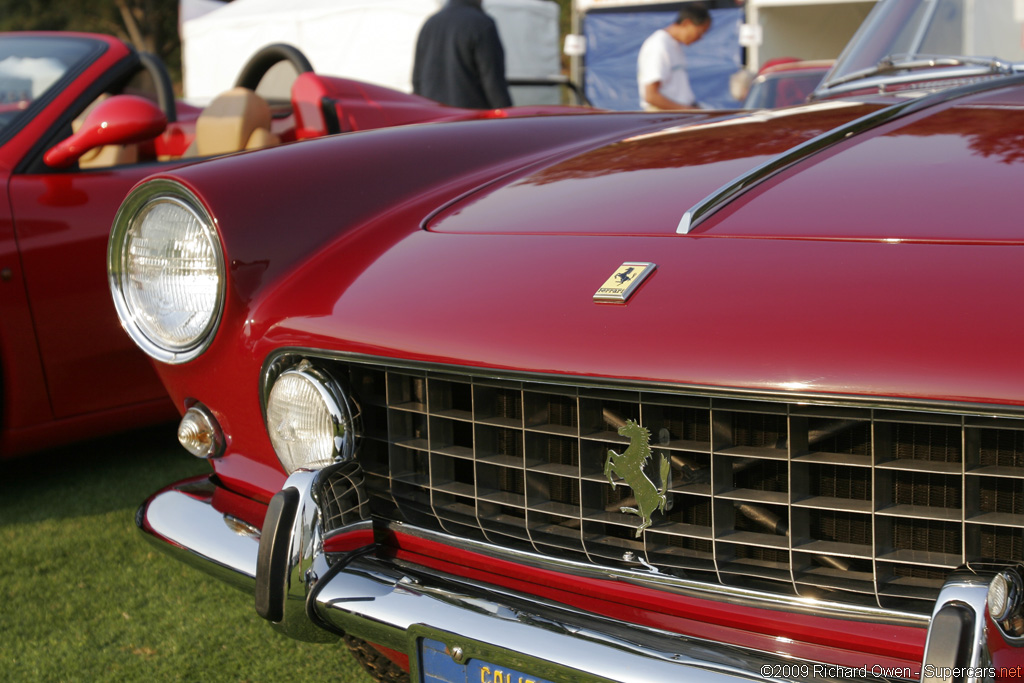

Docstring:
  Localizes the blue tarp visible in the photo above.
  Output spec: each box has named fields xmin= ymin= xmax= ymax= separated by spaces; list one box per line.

xmin=584 ymin=7 xmax=743 ymax=110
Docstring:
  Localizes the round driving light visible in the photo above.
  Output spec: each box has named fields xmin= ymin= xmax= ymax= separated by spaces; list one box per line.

xmin=177 ymin=404 xmax=224 ymax=459
xmin=990 ymin=573 xmax=1010 ymax=621
xmin=265 ymin=363 xmax=356 ymax=474
xmin=989 ymin=569 xmax=1022 ymax=623
xmin=109 ymin=180 xmax=224 ymax=364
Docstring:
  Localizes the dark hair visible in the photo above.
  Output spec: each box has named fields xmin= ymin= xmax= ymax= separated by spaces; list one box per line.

xmin=676 ymin=3 xmax=711 ymax=26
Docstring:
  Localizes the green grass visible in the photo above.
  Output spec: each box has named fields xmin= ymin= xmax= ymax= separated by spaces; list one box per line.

xmin=0 ymin=425 xmax=375 ymax=682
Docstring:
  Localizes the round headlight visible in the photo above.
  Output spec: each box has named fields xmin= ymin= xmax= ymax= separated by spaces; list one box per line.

xmin=108 ymin=179 xmax=224 ymax=363
xmin=265 ymin=362 xmax=357 ymax=474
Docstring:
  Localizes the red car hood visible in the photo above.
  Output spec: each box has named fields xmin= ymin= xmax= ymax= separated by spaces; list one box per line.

xmin=250 ymin=86 xmax=1024 ymax=408
xmin=428 ymin=90 xmax=1024 ymax=244
xmin=142 ymin=81 xmax=1024 ymax=501
xmin=155 ymin=83 xmax=1024 ymax=420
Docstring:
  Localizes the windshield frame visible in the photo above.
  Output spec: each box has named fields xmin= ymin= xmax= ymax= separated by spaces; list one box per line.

xmin=814 ymin=0 xmax=1024 ymax=99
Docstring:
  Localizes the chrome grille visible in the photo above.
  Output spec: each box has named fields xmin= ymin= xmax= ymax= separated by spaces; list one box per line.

xmin=319 ymin=462 xmax=370 ymax=535
xmin=311 ymin=357 xmax=1024 ymax=613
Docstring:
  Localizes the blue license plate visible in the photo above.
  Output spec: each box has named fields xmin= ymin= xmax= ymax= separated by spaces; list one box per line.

xmin=420 ymin=638 xmax=555 ymax=683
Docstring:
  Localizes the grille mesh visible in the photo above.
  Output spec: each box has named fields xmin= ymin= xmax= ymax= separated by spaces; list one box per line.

xmin=319 ymin=358 xmax=1024 ymax=613
xmin=320 ymin=462 xmax=370 ymax=534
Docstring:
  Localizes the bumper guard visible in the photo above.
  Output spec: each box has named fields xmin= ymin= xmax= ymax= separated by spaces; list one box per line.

xmin=137 ymin=467 xmax=1011 ymax=683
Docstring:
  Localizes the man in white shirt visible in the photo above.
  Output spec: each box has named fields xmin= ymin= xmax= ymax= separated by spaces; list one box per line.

xmin=637 ymin=5 xmax=712 ymax=110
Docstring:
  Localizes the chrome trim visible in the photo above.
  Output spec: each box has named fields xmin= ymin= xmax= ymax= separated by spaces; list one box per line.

xmin=263 ymin=348 xmax=1024 ymax=420
xmin=593 ymin=262 xmax=657 ymax=303
xmin=817 ymin=69 xmax=1008 ymax=100
xmin=264 ymin=468 xmax=345 ymax=643
xmin=921 ymin=569 xmax=995 ymax=683
xmin=177 ymin=403 xmax=225 ymax=459
xmin=313 ymin=554 xmax=899 ymax=683
xmin=258 ymin=349 xmax=1024 ymax=615
xmin=262 ymin=348 xmax=1024 ymax=421
xmin=677 ymin=99 xmax=922 ymax=234
xmin=141 ymin=474 xmax=927 ymax=682
xmin=988 ymin=570 xmax=1019 ymax=623
xmin=678 ymin=74 xmax=1024 ymax=236
xmin=826 ymin=59 xmax=1014 ymax=90
xmin=259 ymin=354 xmax=362 ymax=439
xmin=107 ymin=178 xmax=225 ymax=365
xmin=988 ymin=567 xmax=1024 ymax=643
xmin=266 ymin=361 xmax=359 ymax=473
xmin=136 ymin=478 xmax=258 ymax=592
xmin=136 ymin=473 xmax=927 ymax=633
xmin=388 ymin=522 xmax=929 ymax=629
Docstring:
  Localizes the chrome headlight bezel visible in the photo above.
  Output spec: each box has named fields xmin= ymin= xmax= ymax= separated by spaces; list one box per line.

xmin=264 ymin=360 xmax=359 ymax=475
xmin=108 ymin=179 xmax=225 ymax=364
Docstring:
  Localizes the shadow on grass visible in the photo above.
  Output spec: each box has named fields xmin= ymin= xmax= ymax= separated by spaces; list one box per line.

xmin=0 ymin=422 xmax=209 ymax=528
xmin=0 ymin=424 xmax=377 ymax=682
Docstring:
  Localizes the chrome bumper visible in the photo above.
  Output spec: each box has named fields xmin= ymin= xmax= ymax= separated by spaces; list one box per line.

xmin=135 ymin=477 xmax=259 ymax=592
xmin=137 ymin=472 xmax=1011 ymax=683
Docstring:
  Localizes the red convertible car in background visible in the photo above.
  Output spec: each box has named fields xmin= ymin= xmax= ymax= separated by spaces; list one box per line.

xmin=124 ymin=0 xmax=1024 ymax=681
xmin=0 ymin=32 xmax=585 ymax=459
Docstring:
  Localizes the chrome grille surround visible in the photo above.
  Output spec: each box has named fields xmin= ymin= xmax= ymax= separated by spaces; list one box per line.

xmin=262 ymin=351 xmax=1024 ymax=615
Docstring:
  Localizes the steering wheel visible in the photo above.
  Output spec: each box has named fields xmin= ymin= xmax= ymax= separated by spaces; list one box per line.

xmin=233 ymin=44 xmax=314 ymax=92
xmin=139 ymin=52 xmax=177 ymax=124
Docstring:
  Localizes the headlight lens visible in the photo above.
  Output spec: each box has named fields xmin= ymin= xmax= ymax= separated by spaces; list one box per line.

xmin=265 ymin=362 xmax=357 ymax=474
xmin=108 ymin=180 xmax=224 ymax=363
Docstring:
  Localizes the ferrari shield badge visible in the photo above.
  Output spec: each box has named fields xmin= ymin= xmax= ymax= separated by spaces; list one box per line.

xmin=594 ymin=262 xmax=656 ymax=303
xmin=604 ymin=420 xmax=670 ymax=537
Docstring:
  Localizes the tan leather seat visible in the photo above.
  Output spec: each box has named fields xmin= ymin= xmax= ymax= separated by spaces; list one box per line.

xmin=185 ymin=87 xmax=280 ymax=157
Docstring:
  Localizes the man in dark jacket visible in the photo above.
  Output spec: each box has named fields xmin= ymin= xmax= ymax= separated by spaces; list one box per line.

xmin=412 ymin=0 xmax=512 ymax=109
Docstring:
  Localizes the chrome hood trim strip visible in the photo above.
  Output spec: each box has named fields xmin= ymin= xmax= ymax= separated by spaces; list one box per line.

xmin=678 ymin=73 xmax=1024 ymax=235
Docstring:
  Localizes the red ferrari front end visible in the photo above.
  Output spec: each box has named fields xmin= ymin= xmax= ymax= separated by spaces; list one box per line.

xmin=112 ymin=55 xmax=1024 ymax=682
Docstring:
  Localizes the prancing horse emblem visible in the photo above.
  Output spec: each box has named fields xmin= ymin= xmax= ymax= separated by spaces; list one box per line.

xmin=614 ymin=266 xmax=636 ymax=285
xmin=604 ymin=420 xmax=670 ymax=537
xmin=593 ymin=262 xmax=656 ymax=303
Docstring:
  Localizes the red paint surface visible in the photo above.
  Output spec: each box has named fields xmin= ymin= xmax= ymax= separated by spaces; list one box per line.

xmin=2 ymin=30 xmax=594 ymax=458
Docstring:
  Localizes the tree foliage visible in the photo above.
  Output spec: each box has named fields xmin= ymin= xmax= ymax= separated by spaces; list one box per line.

xmin=555 ymin=0 xmax=572 ymax=38
xmin=0 ymin=0 xmax=181 ymax=82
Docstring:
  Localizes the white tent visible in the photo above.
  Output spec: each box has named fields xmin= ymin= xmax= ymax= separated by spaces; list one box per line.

xmin=181 ymin=0 xmax=561 ymax=103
